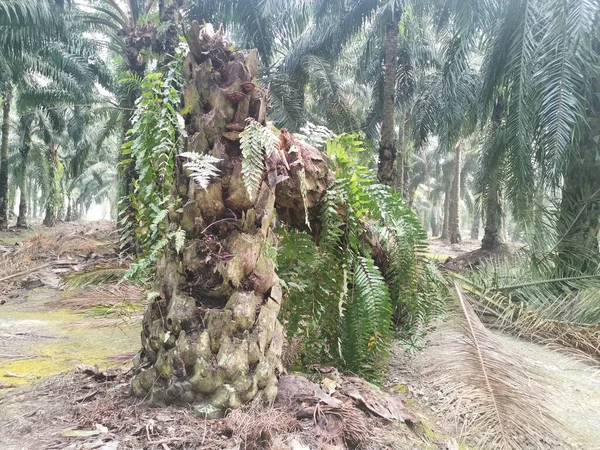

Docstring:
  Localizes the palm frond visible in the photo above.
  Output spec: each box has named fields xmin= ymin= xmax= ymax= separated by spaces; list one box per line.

xmin=431 ymin=282 xmax=558 ymax=449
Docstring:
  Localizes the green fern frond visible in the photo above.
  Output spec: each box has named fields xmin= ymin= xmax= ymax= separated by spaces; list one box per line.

xmin=179 ymin=152 xmax=221 ymax=189
xmin=239 ymin=119 xmax=277 ymax=198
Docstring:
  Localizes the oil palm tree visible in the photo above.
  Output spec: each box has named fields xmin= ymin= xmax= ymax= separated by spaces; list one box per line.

xmin=476 ymin=0 xmax=599 ymax=270
xmin=0 ymin=0 xmax=110 ymax=228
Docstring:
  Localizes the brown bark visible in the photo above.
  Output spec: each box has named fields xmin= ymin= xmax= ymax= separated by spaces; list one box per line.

xmin=378 ymin=22 xmax=399 ymax=185
xmin=131 ymin=28 xmax=330 ymax=416
xmin=449 ymin=144 xmax=462 ymax=244
xmin=0 ymin=83 xmax=12 ymax=230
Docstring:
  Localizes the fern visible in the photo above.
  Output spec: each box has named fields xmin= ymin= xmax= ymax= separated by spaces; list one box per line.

xmin=279 ymin=134 xmax=448 ymax=381
xmin=119 ymin=43 xmax=188 ymax=281
xmin=295 ymin=122 xmax=334 ymax=149
xmin=239 ymin=119 xmax=277 ymax=198
xmin=179 ymin=152 xmax=221 ymax=189
xmin=342 ymin=255 xmax=393 ymax=378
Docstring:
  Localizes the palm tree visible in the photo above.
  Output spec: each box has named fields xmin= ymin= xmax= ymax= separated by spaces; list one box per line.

xmin=0 ymin=81 xmax=11 ymax=228
xmin=0 ymin=0 xmax=110 ymax=228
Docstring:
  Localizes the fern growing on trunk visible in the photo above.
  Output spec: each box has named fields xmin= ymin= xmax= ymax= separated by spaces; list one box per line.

xmin=279 ymin=134 xmax=447 ymax=381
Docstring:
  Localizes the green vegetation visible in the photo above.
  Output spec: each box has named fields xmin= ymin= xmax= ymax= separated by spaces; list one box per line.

xmin=0 ymin=0 xmax=598 ymax=416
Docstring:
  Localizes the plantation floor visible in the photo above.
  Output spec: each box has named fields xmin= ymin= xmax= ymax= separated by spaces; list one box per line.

xmin=1 ymin=223 xmax=598 ymax=449
xmin=387 ymin=325 xmax=600 ymax=450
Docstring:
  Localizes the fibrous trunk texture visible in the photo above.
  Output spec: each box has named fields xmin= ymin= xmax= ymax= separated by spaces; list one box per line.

xmin=16 ymin=140 xmax=30 ymax=228
xmin=449 ymin=144 xmax=462 ymax=244
xmin=0 ymin=83 xmax=12 ymax=230
xmin=378 ymin=21 xmax=399 ymax=185
xmin=118 ymin=23 xmax=156 ymax=254
xmin=131 ymin=28 xmax=330 ymax=417
xmin=43 ymin=144 xmax=59 ymax=227
xmin=481 ymin=99 xmax=505 ymax=250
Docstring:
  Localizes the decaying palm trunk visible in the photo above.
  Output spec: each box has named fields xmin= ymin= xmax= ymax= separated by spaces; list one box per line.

xmin=131 ymin=28 xmax=330 ymax=416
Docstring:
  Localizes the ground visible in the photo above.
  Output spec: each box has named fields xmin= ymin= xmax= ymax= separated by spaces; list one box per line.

xmin=0 ymin=224 xmax=598 ymax=449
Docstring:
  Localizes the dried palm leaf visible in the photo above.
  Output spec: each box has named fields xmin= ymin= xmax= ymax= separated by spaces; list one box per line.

xmin=62 ymin=266 xmax=127 ymax=290
xmin=430 ymin=282 xmax=560 ymax=449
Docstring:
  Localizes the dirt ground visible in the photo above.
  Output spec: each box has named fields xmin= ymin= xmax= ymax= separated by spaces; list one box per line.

xmin=1 ymin=223 xmax=599 ymax=450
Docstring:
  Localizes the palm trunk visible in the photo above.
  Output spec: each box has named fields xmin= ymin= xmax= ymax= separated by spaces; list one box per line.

xmin=43 ymin=144 xmax=59 ymax=227
xmin=32 ymin=188 xmax=38 ymax=219
xmin=481 ymin=168 xmax=503 ymax=249
xmin=378 ymin=21 xmax=399 ymax=185
xmin=16 ymin=137 xmax=30 ymax=227
xmin=449 ymin=144 xmax=462 ymax=244
xmin=0 ymin=83 xmax=12 ymax=230
xmin=430 ymin=209 xmax=440 ymax=237
xmin=65 ymin=196 xmax=72 ymax=222
xmin=16 ymin=177 xmax=28 ymax=228
xmin=118 ymin=23 xmax=156 ymax=254
xmin=131 ymin=29 xmax=330 ymax=415
xmin=440 ymin=189 xmax=450 ymax=240
xmin=481 ymin=98 xmax=505 ymax=250
xmin=470 ymin=200 xmax=480 ymax=240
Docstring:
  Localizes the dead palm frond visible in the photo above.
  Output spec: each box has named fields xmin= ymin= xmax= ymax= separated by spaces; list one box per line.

xmin=62 ymin=266 xmax=127 ymax=290
xmin=455 ymin=248 xmax=600 ymax=364
xmin=430 ymin=282 xmax=559 ymax=450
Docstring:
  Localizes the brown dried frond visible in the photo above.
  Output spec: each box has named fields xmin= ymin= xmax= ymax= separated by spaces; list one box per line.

xmin=53 ymin=284 xmax=143 ymax=310
xmin=429 ymin=282 xmax=561 ymax=450
xmin=225 ymin=402 xmax=299 ymax=449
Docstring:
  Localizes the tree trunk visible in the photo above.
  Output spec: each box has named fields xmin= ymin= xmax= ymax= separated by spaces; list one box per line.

xmin=32 ymin=188 xmax=38 ymax=219
xmin=8 ymin=183 xmax=16 ymax=220
xmin=118 ymin=24 xmax=156 ymax=254
xmin=16 ymin=182 xmax=28 ymax=228
xmin=481 ymin=98 xmax=505 ymax=250
xmin=430 ymin=209 xmax=440 ymax=237
xmin=65 ymin=197 xmax=72 ymax=222
xmin=0 ymin=83 xmax=12 ymax=230
xmin=440 ymin=189 xmax=450 ymax=240
xmin=119 ymin=1 xmax=181 ymax=255
xmin=131 ymin=29 xmax=330 ymax=415
xmin=43 ymin=144 xmax=59 ymax=227
xmin=556 ymin=48 xmax=600 ymax=275
xmin=378 ymin=20 xmax=399 ymax=185
xmin=16 ymin=138 xmax=30 ymax=227
xmin=449 ymin=143 xmax=462 ymax=244
xmin=470 ymin=200 xmax=480 ymax=240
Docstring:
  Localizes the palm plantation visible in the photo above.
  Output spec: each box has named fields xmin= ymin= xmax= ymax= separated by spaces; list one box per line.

xmin=0 ymin=0 xmax=598 ymax=448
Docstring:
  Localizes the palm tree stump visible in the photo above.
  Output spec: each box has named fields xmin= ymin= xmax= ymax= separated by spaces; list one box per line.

xmin=131 ymin=27 xmax=330 ymax=416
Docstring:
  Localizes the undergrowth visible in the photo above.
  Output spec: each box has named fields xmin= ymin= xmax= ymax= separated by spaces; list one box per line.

xmin=278 ymin=134 xmax=448 ymax=381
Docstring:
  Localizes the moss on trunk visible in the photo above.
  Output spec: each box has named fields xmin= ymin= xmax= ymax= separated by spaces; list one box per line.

xmin=132 ymin=28 xmax=330 ymax=415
